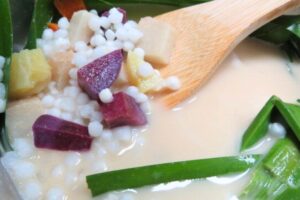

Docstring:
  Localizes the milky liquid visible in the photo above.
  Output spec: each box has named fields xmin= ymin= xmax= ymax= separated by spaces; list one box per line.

xmin=9 ymin=39 xmax=300 ymax=200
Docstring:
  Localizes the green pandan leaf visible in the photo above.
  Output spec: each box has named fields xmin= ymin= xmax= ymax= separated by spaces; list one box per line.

xmin=0 ymin=0 xmax=13 ymax=57
xmin=240 ymin=138 xmax=300 ymax=200
xmin=251 ymin=15 xmax=300 ymax=61
xmin=25 ymin=0 xmax=54 ymax=49
xmin=287 ymin=160 xmax=300 ymax=188
xmin=240 ymin=96 xmax=300 ymax=151
xmin=239 ymin=166 xmax=286 ymax=200
xmin=263 ymin=139 xmax=300 ymax=181
xmin=275 ymin=100 xmax=300 ymax=141
xmin=87 ymin=155 xmax=260 ymax=197
xmin=240 ymin=96 xmax=278 ymax=151
xmin=239 ymin=96 xmax=300 ymax=200
xmin=287 ymin=24 xmax=300 ymax=38
xmin=0 ymin=0 xmax=13 ymax=152
xmin=275 ymin=188 xmax=300 ymax=200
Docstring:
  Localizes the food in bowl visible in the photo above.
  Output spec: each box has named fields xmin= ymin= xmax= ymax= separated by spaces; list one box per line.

xmin=1 ymin=0 xmax=300 ymax=200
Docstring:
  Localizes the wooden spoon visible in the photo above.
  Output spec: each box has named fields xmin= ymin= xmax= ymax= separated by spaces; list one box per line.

xmin=156 ymin=0 xmax=300 ymax=108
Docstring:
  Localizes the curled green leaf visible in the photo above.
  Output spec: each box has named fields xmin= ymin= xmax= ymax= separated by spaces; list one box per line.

xmin=240 ymin=96 xmax=300 ymax=152
xmin=240 ymin=96 xmax=278 ymax=151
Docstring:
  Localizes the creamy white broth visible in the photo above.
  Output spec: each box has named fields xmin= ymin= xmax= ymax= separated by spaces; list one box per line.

xmin=7 ymin=38 xmax=300 ymax=200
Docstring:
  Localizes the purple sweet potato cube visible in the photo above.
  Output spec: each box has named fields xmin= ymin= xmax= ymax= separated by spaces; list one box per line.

xmin=100 ymin=92 xmax=147 ymax=128
xmin=101 ymin=8 xmax=127 ymax=24
xmin=33 ymin=115 xmax=93 ymax=151
xmin=77 ymin=50 xmax=123 ymax=100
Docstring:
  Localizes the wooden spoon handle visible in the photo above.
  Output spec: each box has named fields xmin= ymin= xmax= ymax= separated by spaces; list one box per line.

xmin=198 ymin=0 xmax=300 ymax=42
xmin=157 ymin=0 xmax=300 ymax=107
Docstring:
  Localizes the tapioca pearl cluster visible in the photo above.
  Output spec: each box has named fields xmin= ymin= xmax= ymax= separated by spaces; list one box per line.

xmin=71 ymin=8 xmax=143 ymax=69
xmin=1 ymin=140 xmax=43 ymax=200
xmin=92 ymin=126 xmax=140 ymax=156
xmin=38 ymin=17 xmax=71 ymax=57
xmin=41 ymin=82 xmax=101 ymax=125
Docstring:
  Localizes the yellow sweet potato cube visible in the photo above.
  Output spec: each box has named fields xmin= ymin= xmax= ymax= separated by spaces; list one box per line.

xmin=9 ymin=49 xmax=51 ymax=99
xmin=125 ymin=51 xmax=163 ymax=93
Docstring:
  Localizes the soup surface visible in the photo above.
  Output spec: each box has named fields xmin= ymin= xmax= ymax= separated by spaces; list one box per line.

xmin=5 ymin=38 xmax=300 ymax=200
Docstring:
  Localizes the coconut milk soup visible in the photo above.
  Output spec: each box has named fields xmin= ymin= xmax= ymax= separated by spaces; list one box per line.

xmin=3 ymin=3 xmax=300 ymax=199
xmin=3 ymin=38 xmax=300 ymax=200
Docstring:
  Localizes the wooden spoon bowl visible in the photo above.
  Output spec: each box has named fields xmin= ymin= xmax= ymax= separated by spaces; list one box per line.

xmin=156 ymin=0 xmax=300 ymax=108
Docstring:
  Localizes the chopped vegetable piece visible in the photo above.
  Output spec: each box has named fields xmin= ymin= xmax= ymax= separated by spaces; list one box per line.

xmin=47 ymin=22 xmax=59 ymax=31
xmin=54 ymin=0 xmax=86 ymax=20
xmin=78 ymin=50 xmax=123 ymax=100
xmin=86 ymin=154 xmax=260 ymax=197
xmin=100 ymin=92 xmax=147 ymax=128
xmin=275 ymin=188 xmax=300 ymax=200
xmin=33 ymin=115 xmax=92 ymax=151
xmin=126 ymin=51 xmax=142 ymax=86
xmin=9 ymin=49 xmax=51 ymax=99
xmin=240 ymin=139 xmax=300 ymax=199
xmin=6 ymin=97 xmax=45 ymax=139
xmin=239 ymin=166 xmax=284 ymax=199
xmin=48 ymin=51 xmax=74 ymax=90
xmin=240 ymin=96 xmax=300 ymax=151
xmin=126 ymin=51 xmax=163 ymax=93
xmin=138 ymin=73 xmax=163 ymax=93
xmin=263 ymin=139 xmax=300 ymax=181
xmin=288 ymin=161 xmax=300 ymax=188
xmin=68 ymin=10 xmax=94 ymax=45
xmin=101 ymin=8 xmax=127 ymax=23
xmin=137 ymin=17 xmax=175 ymax=66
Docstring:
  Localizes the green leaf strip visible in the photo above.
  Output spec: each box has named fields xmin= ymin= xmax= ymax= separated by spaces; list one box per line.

xmin=87 ymin=155 xmax=260 ymax=196
xmin=263 ymin=138 xmax=300 ymax=181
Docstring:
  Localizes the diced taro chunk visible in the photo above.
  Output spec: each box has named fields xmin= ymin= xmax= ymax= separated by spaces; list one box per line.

xmin=100 ymin=92 xmax=147 ymax=128
xmin=33 ymin=115 xmax=93 ymax=151
xmin=137 ymin=17 xmax=175 ymax=66
xmin=101 ymin=8 xmax=127 ymax=24
xmin=77 ymin=50 xmax=123 ymax=100
xmin=68 ymin=10 xmax=94 ymax=44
